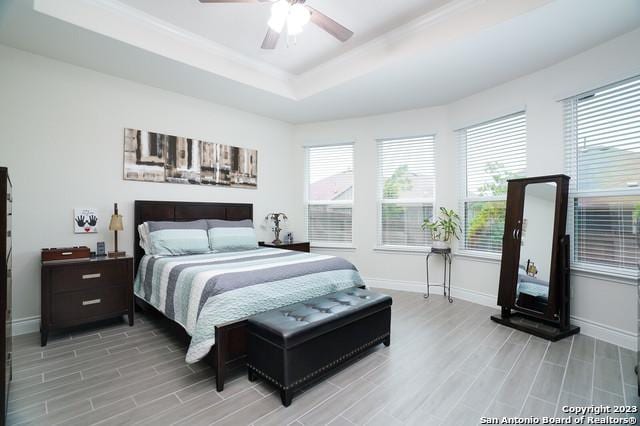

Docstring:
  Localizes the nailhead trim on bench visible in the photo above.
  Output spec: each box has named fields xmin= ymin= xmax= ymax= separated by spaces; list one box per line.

xmin=247 ymin=332 xmax=390 ymax=390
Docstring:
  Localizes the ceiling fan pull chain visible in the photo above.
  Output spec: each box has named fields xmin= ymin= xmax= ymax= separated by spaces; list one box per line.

xmin=286 ymin=34 xmax=298 ymax=48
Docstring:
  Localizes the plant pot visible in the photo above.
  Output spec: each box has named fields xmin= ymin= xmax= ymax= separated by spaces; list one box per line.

xmin=432 ymin=240 xmax=450 ymax=250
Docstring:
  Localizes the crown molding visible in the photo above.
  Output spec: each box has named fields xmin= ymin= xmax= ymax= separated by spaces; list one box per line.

xmin=33 ymin=0 xmax=296 ymax=98
xmin=32 ymin=0 xmax=553 ymax=102
xmin=292 ymin=0 xmax=553 ymax=98
xmin=87 ymin=0 xmax=293 ymax=81
xmin=294 ymin=0 xmax=482 ymax=82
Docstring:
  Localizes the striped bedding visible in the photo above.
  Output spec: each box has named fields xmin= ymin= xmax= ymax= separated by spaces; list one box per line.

xmin=134 ymin=247 xmax=364 ymax=363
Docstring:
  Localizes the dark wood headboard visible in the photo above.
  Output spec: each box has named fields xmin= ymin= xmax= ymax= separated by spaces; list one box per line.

xmin=133 ymin=200 xmax=253 ymax=272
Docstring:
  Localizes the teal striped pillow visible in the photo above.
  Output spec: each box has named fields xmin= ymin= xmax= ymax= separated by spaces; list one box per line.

xmin=209 ymin=227 xmax=258 ymax=252
xmin=147 ymin=220 xmax=210 ymax=255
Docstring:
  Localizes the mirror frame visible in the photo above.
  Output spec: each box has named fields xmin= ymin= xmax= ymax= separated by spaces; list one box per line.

xmin=497 ymin=174 xmax=570 ymax=322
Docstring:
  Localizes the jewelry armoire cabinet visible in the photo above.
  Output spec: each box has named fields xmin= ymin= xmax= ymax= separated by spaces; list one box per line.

xmin=491 ymin=174 xmax=580 ymax=341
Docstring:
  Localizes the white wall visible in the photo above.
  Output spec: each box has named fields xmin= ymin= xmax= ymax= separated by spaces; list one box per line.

xmin=291 ymin=106 xmax=450 ymax=281
xmin=0 ymin=45 xmax=297 ymax=328
xmin=294 ymin=28 xmax=640 ymax=348
xmin=2 ymin=27 xmax=639 ymax=348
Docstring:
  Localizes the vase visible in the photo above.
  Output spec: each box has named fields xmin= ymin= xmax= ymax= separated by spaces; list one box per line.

xmin=432 ymin=240 xmax=449 ymax=250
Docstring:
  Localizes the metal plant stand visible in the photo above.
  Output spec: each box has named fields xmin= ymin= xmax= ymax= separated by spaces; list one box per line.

xmin=424 ymin=247 xmax=453 ymax=303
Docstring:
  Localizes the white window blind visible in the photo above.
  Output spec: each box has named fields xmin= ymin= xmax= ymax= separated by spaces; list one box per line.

xmin=377 ymin=136 xmax=435 ymax=248
xmin=305 ymin=144 xmax=354 ymax=246
xmin=459 ymin=112 xmax=527 ymax=254
xmin=564 ymin=76 xmax=640 ymax=274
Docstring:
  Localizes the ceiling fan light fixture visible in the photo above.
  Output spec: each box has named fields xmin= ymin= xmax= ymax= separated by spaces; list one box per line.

xmin=287 ymin=3 xmax=310 ymax=35
xmin=268 ymin=0 xmax=289 ymax=33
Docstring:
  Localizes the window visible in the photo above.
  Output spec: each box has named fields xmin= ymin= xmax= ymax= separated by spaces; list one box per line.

xmin=459 ymin=112 xmax=527 ymax=254
xmin=305 ymin=144 xmax=354 ymax=247
xmin=564 ymin=76 xmax=640 ymax=275
xmin=377 ymin=136 xmax=435 ymax=248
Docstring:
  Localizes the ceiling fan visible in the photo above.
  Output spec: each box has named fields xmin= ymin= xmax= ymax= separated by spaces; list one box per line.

xmin=198 ymin=0 xmax=354 ymax=49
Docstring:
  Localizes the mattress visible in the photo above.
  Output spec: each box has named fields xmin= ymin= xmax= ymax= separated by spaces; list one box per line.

xmin=133 ymin=247 xmax=364 ymax=362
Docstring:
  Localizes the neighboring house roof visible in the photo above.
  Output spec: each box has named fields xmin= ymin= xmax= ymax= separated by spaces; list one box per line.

xmin=579 ymin=146 xmax=640 ymax=190
xmin=309 ymin=170 xmax=353 ymax=201
xmin=309 ymin=170 xmax=435 ymax=201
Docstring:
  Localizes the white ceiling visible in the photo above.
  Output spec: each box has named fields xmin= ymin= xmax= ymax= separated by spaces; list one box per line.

xmin=0 ymin=0 xmax=639 ymax=123
xmin=119 ymin=0 xmax=452 ymax=74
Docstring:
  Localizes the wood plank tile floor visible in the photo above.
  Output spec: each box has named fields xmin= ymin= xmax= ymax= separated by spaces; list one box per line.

xmin=7 ymin=289 xmax=640 ymax=425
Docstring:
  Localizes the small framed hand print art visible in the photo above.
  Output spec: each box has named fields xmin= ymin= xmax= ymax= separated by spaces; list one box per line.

xmin=74 ymin=208 xmax=98 ymax=233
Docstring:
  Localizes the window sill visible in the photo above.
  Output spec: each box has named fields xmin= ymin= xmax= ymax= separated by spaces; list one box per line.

xmin=454 ymin=250 xmax=502 ymax=263
xmin=310 ymin=244 xmax=356 ymax=251
xmin=571 ymin=264 xmax=639 ymax=286
xmin=454 ymin=253 xmax=638 ymax=285
xmin=373 ymin=246 xmax=430 ymax=255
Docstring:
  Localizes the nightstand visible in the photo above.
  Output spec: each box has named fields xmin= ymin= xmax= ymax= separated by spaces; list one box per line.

xmin=40 ymin=255 xmax=134 ymax=346
xmin=259 ymin=241 xmax=310 ymax=253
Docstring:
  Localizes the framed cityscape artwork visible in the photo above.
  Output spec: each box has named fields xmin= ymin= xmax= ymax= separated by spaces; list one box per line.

xmin=123 ymin=128 xmax=258 ymax=188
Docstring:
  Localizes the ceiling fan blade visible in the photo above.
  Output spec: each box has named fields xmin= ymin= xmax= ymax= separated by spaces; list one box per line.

xmin=261 ymin=28 xmax=281 ymax=49
xmin=307 ymin=6 xmax=353 ymax=42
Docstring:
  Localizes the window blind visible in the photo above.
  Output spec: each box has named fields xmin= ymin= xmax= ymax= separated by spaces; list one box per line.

xmin=459 ymin=112 xmax=527 ymax=254
xmin=564 ymin=76 xmax=640 ymax=274
xmin=305 ymin=144 xmax=354 ymax=246
xmin=377 ymin=136 xmax=435 ymax=248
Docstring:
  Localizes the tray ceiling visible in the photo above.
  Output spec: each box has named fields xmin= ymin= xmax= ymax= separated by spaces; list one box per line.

xmin=119 ymin=0 xmax=453 ymax=75
xmin=0 ymin=0 xmax=639 ymax=123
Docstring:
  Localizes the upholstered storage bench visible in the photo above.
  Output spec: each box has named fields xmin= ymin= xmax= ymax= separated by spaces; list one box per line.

xmin=246 ymin=288 xmax=392 ymax=406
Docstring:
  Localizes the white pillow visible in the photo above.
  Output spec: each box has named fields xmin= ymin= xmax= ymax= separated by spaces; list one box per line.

xmin=146 ymin=220 xmax=211 ymax=256
xmin=208 ymin=227 xmax=258 ymax=252
xmin=138 ymin=223 xmax=152 ymax=254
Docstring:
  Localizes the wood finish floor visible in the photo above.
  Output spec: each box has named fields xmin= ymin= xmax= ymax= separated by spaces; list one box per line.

xmin=7 ymin=289 xmax=640 ymax=425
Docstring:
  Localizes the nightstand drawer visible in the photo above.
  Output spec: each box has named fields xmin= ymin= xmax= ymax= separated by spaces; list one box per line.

xmin=40 ymin=255 xmax=134 ymax=345
xmin=51 ymin=285 xmax=127 ymax=326
xmin=49 ymin=261 xmax=127 ymax=293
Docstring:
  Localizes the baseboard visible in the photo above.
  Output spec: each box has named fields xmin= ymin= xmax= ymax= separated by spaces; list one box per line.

xmin=12 ymin=315 xmax=41 ymax=336
xmin=363 ymin=276 xmax=638 ymax=351
xmin=569 ymin=315 xmax=637 ymax=351
xmin=11 ymin=281 xmax=639 ymax=350
xmin=364 ymin=277 xmax=497 ymax=308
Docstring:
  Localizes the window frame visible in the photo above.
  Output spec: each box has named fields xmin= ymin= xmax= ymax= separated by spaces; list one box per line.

xmin=458 ymin=111 xmax=528 ymax=259
xmin=375 ymin=135 xmax=436 ymax=251
xmin=304 ymin=142 xmax=355 ymax=249
xmin=564 ymin=75 xmax=640 ymax=279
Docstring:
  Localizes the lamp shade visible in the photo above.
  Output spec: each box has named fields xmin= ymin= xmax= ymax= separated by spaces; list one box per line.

xmin=109 ymin=214 xmax=124 ymax=231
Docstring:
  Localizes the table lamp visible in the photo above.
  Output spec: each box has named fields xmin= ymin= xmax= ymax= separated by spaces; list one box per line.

xmin=108 ymin=203 xmax=125 ymax=258
xmin=265 ymin=212 xmax=288 ymax=245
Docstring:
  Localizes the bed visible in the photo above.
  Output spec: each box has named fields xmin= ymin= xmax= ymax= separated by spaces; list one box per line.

xmin=133 ymin=200 xmax=365 ymax=391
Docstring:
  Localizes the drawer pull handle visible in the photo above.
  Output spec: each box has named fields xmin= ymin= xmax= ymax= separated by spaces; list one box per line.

xmin=82 ymin=273 xmax=101 ymax=280
xmin=61 ymin=252 xmax=73 ymax=256
xmin=82 ymin=299 xmax=101 ymax=306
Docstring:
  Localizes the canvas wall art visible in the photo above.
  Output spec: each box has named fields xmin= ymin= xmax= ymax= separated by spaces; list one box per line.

xmin=123 ymin=128 xmax=258 ymax=188
xmin=74 ymin=208 xmax=98 ymax=233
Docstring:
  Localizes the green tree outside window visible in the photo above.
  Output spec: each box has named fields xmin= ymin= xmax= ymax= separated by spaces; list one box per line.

xmin=467 ymin=162 xmax=522 ymax=250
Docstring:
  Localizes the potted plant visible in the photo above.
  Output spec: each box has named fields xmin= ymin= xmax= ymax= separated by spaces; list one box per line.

xmin=421 ymin=207 xmax=462 ymax=250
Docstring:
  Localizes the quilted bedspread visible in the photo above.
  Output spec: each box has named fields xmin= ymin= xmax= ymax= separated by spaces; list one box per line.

xmin=134 ymin=248 xmax=364 ymax=363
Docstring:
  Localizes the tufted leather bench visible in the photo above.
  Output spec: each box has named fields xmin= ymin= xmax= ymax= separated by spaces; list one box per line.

xmin=247 ymin=288 xmax=392 ymax=406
